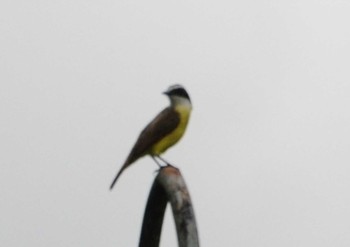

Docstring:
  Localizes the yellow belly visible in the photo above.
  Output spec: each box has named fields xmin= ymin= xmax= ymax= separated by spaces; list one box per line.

xmin=150 ymin=106 xmax=191 ymax=155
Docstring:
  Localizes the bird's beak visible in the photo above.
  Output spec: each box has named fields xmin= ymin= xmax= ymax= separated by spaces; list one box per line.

xmin=163 ymin=90 xmax=170 ymax=95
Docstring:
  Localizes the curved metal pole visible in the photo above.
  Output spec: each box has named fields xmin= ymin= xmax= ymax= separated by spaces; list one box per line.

xmin=139 ymin=166 xmax=200 ymax=247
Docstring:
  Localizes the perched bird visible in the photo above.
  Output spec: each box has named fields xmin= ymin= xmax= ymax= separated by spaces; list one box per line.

xmin=110 ymin=84 xmax=192 ymax=190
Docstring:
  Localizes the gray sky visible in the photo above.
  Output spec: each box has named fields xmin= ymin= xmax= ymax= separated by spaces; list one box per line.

xmin=1 ymin=0 xmax=350 ymax=246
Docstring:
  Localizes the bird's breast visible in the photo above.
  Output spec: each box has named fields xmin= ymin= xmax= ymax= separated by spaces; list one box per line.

xmin=150 ymin=105 xmax=191 ymax=155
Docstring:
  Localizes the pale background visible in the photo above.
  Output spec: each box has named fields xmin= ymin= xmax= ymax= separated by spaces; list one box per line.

xmin=1 ymin=0 xmax=350 ymax=246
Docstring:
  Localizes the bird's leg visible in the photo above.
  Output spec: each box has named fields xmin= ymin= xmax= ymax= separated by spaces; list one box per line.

xmin=151 ymin=155 xmax=163 ymax=168
xmin=156 ymin=155 xmax=174 ymax=167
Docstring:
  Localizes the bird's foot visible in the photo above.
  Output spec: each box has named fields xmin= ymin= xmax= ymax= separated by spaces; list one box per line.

xmin=166 ymin=163 xmax=179 ymax=170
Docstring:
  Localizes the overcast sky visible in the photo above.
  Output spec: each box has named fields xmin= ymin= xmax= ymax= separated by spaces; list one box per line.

xmin=1 ymin=0 xmax=350 ymax=246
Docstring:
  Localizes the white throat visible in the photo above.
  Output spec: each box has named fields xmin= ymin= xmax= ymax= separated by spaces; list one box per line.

xmin=170 ymin=96 xmax=192 ymax=109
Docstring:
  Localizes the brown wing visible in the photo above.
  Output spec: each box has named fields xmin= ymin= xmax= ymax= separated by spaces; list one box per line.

xmin=110 ymin=107 xmax=179 ymax=189
xmin=128 ymin=107 xmax=180 ymax=162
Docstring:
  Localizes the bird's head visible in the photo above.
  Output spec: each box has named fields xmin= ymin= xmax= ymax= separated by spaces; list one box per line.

xmin=163 ymin=84 xmax=191 ymax=107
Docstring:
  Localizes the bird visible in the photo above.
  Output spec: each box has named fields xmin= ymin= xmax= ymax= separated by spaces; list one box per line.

xmin=110 ymin=84 xmax=192 ymax=190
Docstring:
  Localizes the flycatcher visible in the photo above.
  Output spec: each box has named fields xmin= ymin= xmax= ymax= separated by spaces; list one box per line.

xmin=110 ymin=84 xmax=192 ymax=190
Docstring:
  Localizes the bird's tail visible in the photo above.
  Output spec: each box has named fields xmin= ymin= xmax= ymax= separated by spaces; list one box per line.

xmin=109 ymin=167 xmax=124 ymax=190
xmin=109 ymin=156 xmax=134 ymax=190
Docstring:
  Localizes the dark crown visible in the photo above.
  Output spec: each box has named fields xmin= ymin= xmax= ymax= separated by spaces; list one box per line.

xmin=165 ymin=84 xmax=190 ymax=100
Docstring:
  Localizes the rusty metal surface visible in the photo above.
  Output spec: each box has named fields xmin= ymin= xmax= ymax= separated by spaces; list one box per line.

xmin=139 ymin=166 xmax=200 ymax=247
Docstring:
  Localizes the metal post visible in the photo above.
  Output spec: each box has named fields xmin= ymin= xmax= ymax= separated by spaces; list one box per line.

xmin=139 ymin=166 xmax=200 ymax=247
